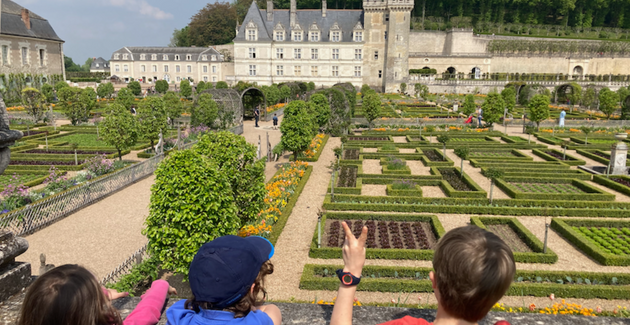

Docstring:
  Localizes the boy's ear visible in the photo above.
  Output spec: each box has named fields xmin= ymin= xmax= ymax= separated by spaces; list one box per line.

xmin=251 ymin=283 xmax=256 ymax=294
xmin=429 ymin=271 xmax=437 ymax=290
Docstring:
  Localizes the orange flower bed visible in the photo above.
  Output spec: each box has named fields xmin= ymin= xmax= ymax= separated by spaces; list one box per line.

xmin=302 ymin=134 xmax=325 ymax=158
xmin=267 ymin=103 xmax=286 ymax=113
xmin=6 ymin=106 xmax=25 ymax=111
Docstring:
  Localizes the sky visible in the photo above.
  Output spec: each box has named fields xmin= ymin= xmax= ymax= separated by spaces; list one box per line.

xmin=16 ymin=0 xmax=213 ymax=65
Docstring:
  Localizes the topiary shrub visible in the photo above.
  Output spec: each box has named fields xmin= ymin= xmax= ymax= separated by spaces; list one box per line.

xmin=143 ymin=149 xmax=239 ymax=276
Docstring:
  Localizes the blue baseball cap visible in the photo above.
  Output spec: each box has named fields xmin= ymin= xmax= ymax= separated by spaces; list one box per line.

xmin=188 ymin=235 xmax=274 ymax=308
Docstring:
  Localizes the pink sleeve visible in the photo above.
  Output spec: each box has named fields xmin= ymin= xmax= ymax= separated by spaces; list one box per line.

xmin=123 ymin=280 xmax=169 ymax=325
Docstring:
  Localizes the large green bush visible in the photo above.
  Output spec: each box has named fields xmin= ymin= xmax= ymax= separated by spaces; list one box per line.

xmin=193 ymin=131 xmax=266 ymax=225
xmin=144 ymin=149 xmax=239 ymax=276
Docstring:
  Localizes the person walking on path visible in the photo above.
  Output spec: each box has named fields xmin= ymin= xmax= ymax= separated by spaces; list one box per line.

xmin=559 ymin=109 xmax=566 ymax=127
xmin=477 ymin=107 xmax=483 ymax=127
xmin=272 ymin=114 xmax=279 ymax=130
xmin=254 ymin=107 xmax=260 ymax=128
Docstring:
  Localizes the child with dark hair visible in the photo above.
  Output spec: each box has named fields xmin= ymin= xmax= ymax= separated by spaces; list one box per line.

xmin=330 ymin=224 xmax=516 ymax=325
xmin=272 ymin=114 xmax=278 ymax=130
xmin=18 ymin=264 xmax=175 ymax=325
xmin=166 ymin=235 xmax=281 ymax=325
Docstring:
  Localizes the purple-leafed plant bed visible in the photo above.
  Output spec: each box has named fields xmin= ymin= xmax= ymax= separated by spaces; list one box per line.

xmin=611 ymin=178 xmax=630 ymax=187
xmin=348 ymin=137 xmax=389 ymax=141
xmin=22 ymin=149 xmax=116 ymax=155
xmin=545 ymin=150 xmax=574 ymax=161
xmin=10 ymin=160 xmax=78 ymax=166
xmin=325 ymin=219 xmax=437 ymax=250
xmin=21 ymin=131 xmax=47 ymax=136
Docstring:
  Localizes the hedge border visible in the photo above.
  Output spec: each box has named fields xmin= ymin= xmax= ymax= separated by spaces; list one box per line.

xmin=386 ymin=184 xmax=423 ymax=196
xmin=494 ymin=177 xmax=615 ymax=201
xmin=531 ymin=149 xmax=586 ymax=166
xmin=420 ymin=148 xmax=454 ymax=167
xmin=290 ymin=135 xmax=330 ymax=162
xmin=593 ymin=175 xmax=630 ymax=197
xmin=308 ymin=212 xmax=445 ymax=260
xmin=471 ymin=216 xmax=558 ymax=264
xmin=267 ymin=165 xmax=314 ymax=246
xmin=299 ymin=264 xmax=630 ymax=299
xmin=550 ymin=218 xmax=630 ymax=266
xmin=435 ymin=167 xmax=487 ymax=198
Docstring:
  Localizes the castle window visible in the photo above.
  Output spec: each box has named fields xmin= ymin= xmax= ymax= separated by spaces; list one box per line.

xmin=123 ymin=64 xmax=129 ymax=72
xmin=202 ymin=55 xmax=208 ymax=61
xmin=21 ymin=47 xmax=28 ymax=65
xmin=249 ymin=65 xmax=257 ymax=76
xmin=249 ymin=48 xmax=257 ymax=59
xmin=311 ymin=66 xmax=318 ymax=76
xmin=332 ymin=66 xmax=339 ymax=76
xmin=248 ymin=29 xmax=257 ymax=41
xmin=176 ymin=65 xmax=181 ymax=72
xmin=123 ymin=54 xmax=129 ymax=60
xmin=203 ymin=66 xmax=208 ymax=73
xmin=311 ymin=49 xmax=318 ymax=59
xmin=332 ymin=49 xmax=339 ymax=59
xmin=163 ymin=54 xmax=168 ymax=60
xmin=186 ymin=55 xmax=192 ymax=61
xmin=2 ymin=45 xmax=9 ymax=65
xmin=354 ymin=66 xmax=361 ymax=77
xmin=374 ymin=51 xmax=379 ymax=60
xmin=211 ymin=55 xmax=217 ymax=61
xmin=275 ymin=31 xmax=284 ymax=41
xmin=277 ymin=48 xmax=284 ymax=59
xmin=141 ymin=65 xmax=146 ymax=72
xmin=293 ymin=31 xmax=302 ymax=41
xmin=385 ymin=13 xmax=389 ymax=21
xmin=39 ymin=49 xmax=45 ymax=67
xmin=164 ymin=65 xmax=169 ymax=72
xmin=204 ymin=76 xmax=209 ymax=82
xmin=294 ymin=66 xmax=301 ymax=76
xmin=310 ymin=32 xmax=319 ymax=42
xmin=152 ymin=65 xmax=157 ymax=72
xmin=277 ymin=65 xmax=284 ymax=76
xmin=114 ymin=53 xmax=120 ymax=60
xmin=354 ymin=31 xmax=363 ymax=42
xmin=115 ymin=64 xmax=120 ymax=72
xmin=140 ymin=54 xmax=146 ymax=60
xmin=378 ymin=70 xmax=382 ymax=78
xmin=355 ymin=49 xmax=362 ymax=60
xmin=294 ymin=48 xmax=302 ymax=59
xmin=187 ymin=65 xmax=192 ymax=73
xmin=152 ymin=54 xmax=157 ymax=60
xmin=212 ymin=65 xmax=217 ymax=73
xmin=175 ymin=55 xmax=180 ymax=60
xmin=331 ymin=31 xmax=340 ymax=42
xmin=213 ymin=76 xmax=217 ymax=82
xmin=384 ymin=31 xmax=388 ymax=40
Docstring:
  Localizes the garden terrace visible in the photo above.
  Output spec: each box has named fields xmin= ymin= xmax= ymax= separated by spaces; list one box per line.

xmin=300 ymin=264 xmax=630 ymax=299
xmin=532 ymin=149 xmax=586 ymax=166
xmin=0 ymin=173 xmax=48 ymax=190
xmin=576 ymin=149 xmax=630 ymax=166
xmin=470 ymin=217 xmax=557 ymax=264
xmin=495 ymin=177 xmax=615 ymax=201
xmin=468 ymin=149 xmax=533 ymax=161
xmin=310 ymin=212 xmax=444 ymax=260
xmin=500 ymin=135 xmax=530 ymax=143
xmin=551 ymin=218 xmax=630 ymax=266
xmin=322 ymin=195 xmax=630 ymax=217
xmin=594 ymin=175 xmax=630 ymax=197
xmin=483 ymin=167 xmax=592 ymax=180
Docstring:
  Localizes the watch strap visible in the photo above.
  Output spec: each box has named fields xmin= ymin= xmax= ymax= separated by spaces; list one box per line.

xmin=336 ymin=269 xmax=361 ymax=286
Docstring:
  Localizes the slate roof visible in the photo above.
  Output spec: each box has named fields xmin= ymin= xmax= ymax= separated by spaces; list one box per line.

xmin=110 ymin=47 xmax=224 ymax=62
xmin=0 ymin=0 xmax=63 ymax=42
xmin=90 ymin=57 xmax=110 ymax=70
xmin=234 ymin=1 xmax=363 ymax=43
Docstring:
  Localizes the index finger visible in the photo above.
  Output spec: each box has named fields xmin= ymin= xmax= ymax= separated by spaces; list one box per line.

xmin=358 ymin=226 xmax=368 ymax=247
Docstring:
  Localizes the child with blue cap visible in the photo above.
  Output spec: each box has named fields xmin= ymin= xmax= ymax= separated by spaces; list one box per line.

xmin=166 ymin=235 xmax=281 ymax=325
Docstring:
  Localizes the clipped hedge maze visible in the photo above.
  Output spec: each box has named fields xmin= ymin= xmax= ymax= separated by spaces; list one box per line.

xmin=310 ymin=212 xmax=445 ymax=260
xmin=495 ymin=177 xmax=614 ymax=201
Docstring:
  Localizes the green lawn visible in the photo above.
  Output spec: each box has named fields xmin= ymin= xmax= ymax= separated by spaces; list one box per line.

xmin=54 ymin=133 xmax=114 ymax=147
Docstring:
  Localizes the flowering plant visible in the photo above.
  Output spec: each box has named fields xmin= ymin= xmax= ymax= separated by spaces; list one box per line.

xmin=302 ymin=134 xmax=325 ymax=159
xmin=84 ymin=154 xmax=115 ymax=176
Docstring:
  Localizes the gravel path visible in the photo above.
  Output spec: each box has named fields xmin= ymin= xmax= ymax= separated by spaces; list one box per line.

xmin=363 ymin=148 xmax=378 ymax=153
xmin=362 ymin=184 xmax=387 ymax=196
xmin=399 ymin=149 xmax=416 ymax=154
xmin=421 ymin=186 xmax=446 ymax=197
xmin=407 ymin=161 xmax=431 ymax=175
xmin=393 ymin=136 xmax=408 ymax=143
xmin=362 ymin=159 xmax=382 ymax=174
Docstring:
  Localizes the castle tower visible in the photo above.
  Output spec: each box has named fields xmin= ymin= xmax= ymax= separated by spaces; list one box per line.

xmin=384 ymin=0 xmax=413 ymax=93
xmin=362 ymin=0 xmax=388 ymax=91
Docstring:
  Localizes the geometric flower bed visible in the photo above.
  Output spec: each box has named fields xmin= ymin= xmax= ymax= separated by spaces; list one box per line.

xmin=532 ymin=149 xmax=586 ymax=166
xmin=495 ymin=177 xmax=615 ymax=201
xmin=299 ymin=264 xmax=630 ymax=299
xmin=551 ymin=218 xmax=630 ymax=266
xmin=593 ymin=175 xmax=630 ymax=196
xmin=309 ymin=212 xmax=444 ymax=260
xmin=470 ymin=217 xmax=557 ymax=263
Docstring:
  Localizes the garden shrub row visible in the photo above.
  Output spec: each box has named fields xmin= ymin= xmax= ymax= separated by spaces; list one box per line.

xmin=10 ymin=143 xmax=39 ymax=152
xmin=501 ymin=169 xmax=592 ymax=180
xmin=329 ymin=177 xmax=363 ymax=195
xmin=575 ymin=149 xmax=620 ymax=165
xmin=494 ymin=177 xmax=614 ymax=201
xmin=470 ymin=217 xmax=557 ymax=264
xmin=531 ymin=149 xmax=586 ymax=166
xmin=322 ymin=195 xmax=630 ymax=217
xmin=551 ymin=218 xmax=630 ymax=266
xmin=308 ymin=212 xmax=444 ymax=260
xmin=299 ymin=264 xmax=630 ymax=299
xmin=20 ymin=130 xmax=61 ymax=141
xmin=362 ymin=130 xmax=505 ymax=137
xmin=385 ymin=184 xmax=423 ymax=196
xmin=469 ymin=159 xmax=568 ymax=168
xmin=593 ymin=175 xmax=630 ymax=196
xmin=434 ymin=167 xmax=487 ymax=198
xmin=267 ymin=166 xmax=313 ymax=246
xmin=420 ymin=149 xmax=454 ymax=167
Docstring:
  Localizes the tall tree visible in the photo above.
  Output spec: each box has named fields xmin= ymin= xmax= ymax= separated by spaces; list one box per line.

xmin=21 ymin=88 xmax=45 ymax=122
xmin=163 ymin=91 xmax=183 ymax=126
xmin=115 ymin=88 xmax=135 ymax=110
xmin=599 ymin=88 xmax=619 ymax=119
xmin=188 ymin=2 xmax=238 ymax=46
xmin=481 ymin=92 xmax=505 ymax=126
xmin=137 ymin=97 xmax=167 ymax=149
xmin=169 ymin=26 xmax=191 ymax=47
xmin=101 ymin=103 xmax=139 ymax=160
xmin=362 ymin=90 xmax=381 ymax=129
xmin=528 ymin=94 xmax=551 ymax=129
xmin=281 ymin=101 xmax=315 ymax=160
xmin=462 ymin=94 xmax=476 ymax=115
xmin=191 ymin=93 xmax=219 ymax=127
xmin=180 ymin=80 xmax=192 ymax=98
xmin=500 ymin=87 xmax=516 ymax=113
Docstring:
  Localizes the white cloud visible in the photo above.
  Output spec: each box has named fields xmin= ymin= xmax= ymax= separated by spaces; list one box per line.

xmin=107 ymin=0 xmax=173 ymax=20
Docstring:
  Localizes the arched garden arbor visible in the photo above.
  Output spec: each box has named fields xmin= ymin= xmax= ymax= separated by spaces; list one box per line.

xmin=241 ymin=87 xmax=266 ymax=119
xmin=201 ymin=88 xmax=244 ymax=133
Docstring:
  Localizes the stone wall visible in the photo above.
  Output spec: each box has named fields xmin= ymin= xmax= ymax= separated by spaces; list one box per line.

xmin=0 ymin=35 xmax=64 ymax=75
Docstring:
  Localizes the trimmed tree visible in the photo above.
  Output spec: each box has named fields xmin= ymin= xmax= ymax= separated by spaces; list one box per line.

xmin=308 ymin=93 xmax=331 ymax=130
xmin=143 ymin=149 xmax=239 ymax=276
xmin=155 ymin=80 xmax=169 ymax=94
xmin=599 ymin=88 xmax=619 ymax=119
xmin=436 ymin=134 xmax=450 ymax=160
xmin=128 ymin=81 xmax=142 ymax=96
xmin=279 ymin=85 xmax=291 ymax=102
xmin=360 ymin=84 xmax=371 ymax=97
xmin=115 ymin=87 xmax=135 ymax=110
xmin=482 ymin=167 xmax=504 ymax=204
xmin=579 ymin=126 xmax=593 ymax=144
xmin=180 ymin=80 xmax=192 ymax=98
xmin=481 ymin=92 xmax=505 ymax=127
xmin=97 ymin=82 xmax=115 ymax=99
xmin=454 ymin=147 xmax=470 ymax=178
xmin=137 ymin=96 xmax=167 ymax=150
xmin=191 ymin=93 xmax=219 ymax=127
xmin=528 ymin=94 xmax=550 ymax=130
xmin=501 ymin=87 xmax=516 ymax=113
xmin=163 ymin=91 xmax=183 ymax=126
xmin=58 ymin=87 xmax=94 ymax=125
xmin=307 ymin=82 xmax=315 ymax=91
xmin=215 ymin=81 xmax=228 ymax=89
xmin=400 ymin=83 xmax=407 ymax=94
xmin=462 ymin=94 xmax=476 ymax=115
xmin=196 ymin=81 xmax=207 ymax=94
xmin=101 ymin=103 xmax=139 ymax=160
xmin=21 ymin=87 xmax=45 ymax=122
xmin=54 ymin=81 xmax=69 ymax=91
xmin=41 ymin=84 xmax=54 ymax=103
xmin=194 ymin=131 xmax=266 ymax=225
xmin=582 ymin=87 xmax=597 ymax=109
xmin=281 ymin=100 xmax=315 ymax=160
xmin=362 ymin=90 xmax=381 ymax=129
xmin=414 ymin=83 xmax=428 ymax=98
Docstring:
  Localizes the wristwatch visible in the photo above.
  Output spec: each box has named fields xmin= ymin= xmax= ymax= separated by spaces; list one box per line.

xmin=336 ymin=269 xmax=361 ymax=286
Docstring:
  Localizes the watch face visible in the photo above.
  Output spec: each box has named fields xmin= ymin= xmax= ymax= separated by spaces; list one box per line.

xmin=342 ymin=274 xmax=353 ymax=285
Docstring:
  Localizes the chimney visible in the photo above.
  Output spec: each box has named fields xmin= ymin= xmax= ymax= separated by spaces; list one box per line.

xmin=322 ymin=0 xmax=327 ymax=17
xmin=267 ymin=0 xmax=274 ymax=21
xmin=21 ymin=9 xmax=30 ymax=30
xmin=290 ymin=0 xmax=296 ymax=27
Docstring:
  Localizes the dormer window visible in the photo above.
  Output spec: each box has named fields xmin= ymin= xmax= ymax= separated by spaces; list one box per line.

xmin=331 ymin=31 xmax=340 ymax=42
xmin=293 ymin=31 xmax=302 ymax=41
xmin=140 ymin=54 xmax=146 ymax=60
xmin=163 ymin=54 xmax=168 ymax=60
xmin=354 ymin=31 xmax=363 ymax=42
xmin=247 ymin=29 xmax=257 ymax=41
xmin=151 ymin=54 xmax=157 ymax=60
xmin=114 ymin=53 xmax=120 ymax=60
xmin=186 ymin=55 xmax=192 ymax=61
xmin=211 ymin=55 xmax=217 ymax=61
xmin=175 ymin=55 xmax=180 ymax=60
xmin=122 ymin=54 xmax=129 ymax=60
xmin=96 ymin=63 xmax=100 ymax=68
xmin=275 ymin=31 xmax=284 ymax=41
xmin=310 ymin=32 xmax=319 ymax=42
xmin=202 ymin=55 xmax=208 ymax=61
